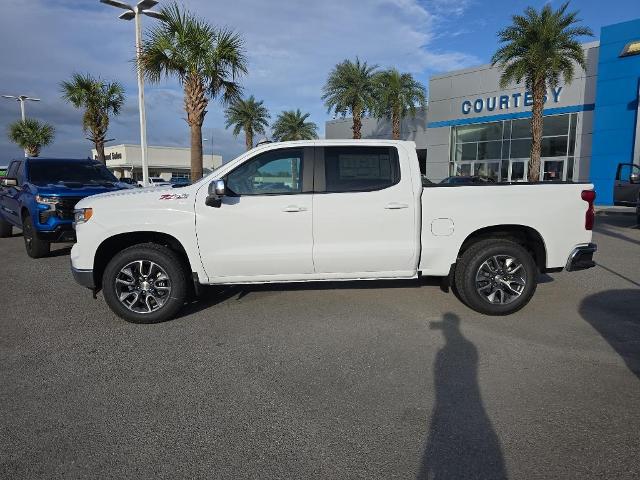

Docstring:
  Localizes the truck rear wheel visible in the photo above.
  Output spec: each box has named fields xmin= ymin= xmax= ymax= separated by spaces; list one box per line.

xmin=102 ymin=243 xmax=188 ymax=324
xmin=0 ymin=217 xmax=12 ymax=238
xmin=454 ymin=239 xmax=537 ymax=316
xmin=22 ymin=213 xmax=50 ymax=258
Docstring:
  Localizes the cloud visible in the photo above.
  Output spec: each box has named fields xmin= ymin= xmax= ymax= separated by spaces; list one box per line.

xmin=0 ymin=0 xmax=479 ymax=163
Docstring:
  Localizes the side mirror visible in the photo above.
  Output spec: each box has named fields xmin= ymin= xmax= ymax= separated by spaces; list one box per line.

xmin=630 ymin=172 xmax=640 ymax=184
xmin=206 ymin=179 xmax=226 ymax=207
xmin=1 ymin=177 xmax=17 ymax=187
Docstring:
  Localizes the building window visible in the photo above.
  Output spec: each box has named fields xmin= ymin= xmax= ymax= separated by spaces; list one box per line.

xmin=450 ymin=113 xmax=577 ymax=182
xmin=170 ymin=171 xmax=191 ymax=180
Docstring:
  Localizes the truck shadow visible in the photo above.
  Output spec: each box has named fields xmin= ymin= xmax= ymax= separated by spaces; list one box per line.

xmin=579 ymin=289 xmax=640 ymax=379
xmin=178 ymin=274 xmax=555 ymax=320
xmin=417 ymin=312 xmax=508 ymax=479
xmin=177 ymin=277 xmax=444 ymax=319
xmin=48 ymin=246 xmax=72 ymax=257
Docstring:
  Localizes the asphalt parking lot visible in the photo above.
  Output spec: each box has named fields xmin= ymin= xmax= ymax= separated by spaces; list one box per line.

xmin=1 ymin=215 xmax=639 ymax=479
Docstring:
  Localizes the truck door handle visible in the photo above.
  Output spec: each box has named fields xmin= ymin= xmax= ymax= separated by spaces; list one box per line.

xmin=385 ymin=202 xmax=408 ymax=209
xmin=282 ymin=205 xmax=307 ymax=212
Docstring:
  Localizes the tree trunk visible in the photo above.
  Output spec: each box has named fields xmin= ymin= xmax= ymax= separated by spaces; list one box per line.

xmin=184 ymin=74 xmax=208 ymax=181
xmin=528 ymin=80 xmax=546 ymax=182
xmin=190 ymin=124 xmax=203 ymax=181
xmin=392 ymin=109 xmax=401 ymax=140
xmin=94 ymin=141 xmax=106 ymax=164
xmin=245 ymin=128 xmax=253 ymax=150
xmin=28 ymin=146 xmax=39 ymax=157
xmin=352 ymin=106 xmax=362 ymax=139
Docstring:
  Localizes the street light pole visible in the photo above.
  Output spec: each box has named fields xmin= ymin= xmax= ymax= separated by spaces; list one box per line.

xmin=2 ymin=95 xmax=41 ymax=156
xmin=203 ymin=132 xmax=214 ymax=174
xmin=2 ymin=95 xmax=40 ymax=121
xmin=133 ymin=8 xmax=149 ymax=188
xmin=100 ymin=0 xmax=163 ymax=187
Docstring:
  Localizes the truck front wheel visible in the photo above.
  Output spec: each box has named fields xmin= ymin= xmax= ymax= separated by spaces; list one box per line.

xmin=454 ymin=239 xmax=538 ymax=316
xmin=102 ymin=243 xmax=188 ymax=324
xmin=22 ymin=213 xmax=50 ymax=258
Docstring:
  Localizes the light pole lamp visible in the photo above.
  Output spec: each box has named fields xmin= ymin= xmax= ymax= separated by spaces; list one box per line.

xmin=2 ymin=95 xmax=41 ymax=156
xmin=100 ymin=0 xmax=163 ymax=187
xmin=2 ymin=95 xmax=40 ymax=121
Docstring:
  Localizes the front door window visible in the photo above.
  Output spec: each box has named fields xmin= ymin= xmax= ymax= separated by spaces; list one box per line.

xmin=226 ymin=149 xmax=303 ymax=196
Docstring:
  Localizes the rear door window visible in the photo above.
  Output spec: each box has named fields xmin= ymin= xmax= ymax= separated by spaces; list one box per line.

xmin=321 ymin=146 xmax=400 ymax=193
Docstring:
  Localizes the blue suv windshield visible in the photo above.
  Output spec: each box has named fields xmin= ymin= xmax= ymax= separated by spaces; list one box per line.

xmin=28 ymin=161 xmax=119 ymax=185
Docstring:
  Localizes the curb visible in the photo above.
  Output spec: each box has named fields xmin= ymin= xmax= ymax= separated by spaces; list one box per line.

xmin=595 ymin=209 xmax=635 ymax=216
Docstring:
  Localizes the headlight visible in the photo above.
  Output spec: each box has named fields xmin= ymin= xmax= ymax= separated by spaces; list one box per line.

xmin=35 ymin=195 xmax=59 ymax=205
xmin=73 ymin=208 xmax=93 ymax=225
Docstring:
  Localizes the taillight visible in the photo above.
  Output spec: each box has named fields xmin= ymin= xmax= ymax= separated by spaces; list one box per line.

xmin=581 ymin=190 xmax=596 ymax=230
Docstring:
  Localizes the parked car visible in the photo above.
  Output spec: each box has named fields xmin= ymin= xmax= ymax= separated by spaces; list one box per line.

xmin=170 ymin=177 xmax=190 ymax=187
xmin=70 ymin=140 xmax=596 ymax=323
xmin=0 ymin=158 xmax=127 ymax=258
xmin=137 ymin=177 xmax=172 ymax=187
xmin=613 ymin=162 xmax=640 ymax=222
xmin=440 ymin=175 xmax=496 ymax=184
xmin=117 ymin=177 xmax=138 ymax=186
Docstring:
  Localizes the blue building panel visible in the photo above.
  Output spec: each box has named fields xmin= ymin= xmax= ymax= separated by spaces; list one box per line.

xmin=590 ymin=18 xmax=640 ymax=205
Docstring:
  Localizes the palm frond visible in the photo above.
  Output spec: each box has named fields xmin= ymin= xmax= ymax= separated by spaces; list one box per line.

xmin=271 ymin=109 xmax=318 ymax=141
xmin=322 ymin=57 xmax=379 ymax=117
xmin=8 ymin=118 xmax=55 ymax=156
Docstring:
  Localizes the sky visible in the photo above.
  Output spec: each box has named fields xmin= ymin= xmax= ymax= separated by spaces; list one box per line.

xmin=0 ymin=0 xmax=636 ymax=163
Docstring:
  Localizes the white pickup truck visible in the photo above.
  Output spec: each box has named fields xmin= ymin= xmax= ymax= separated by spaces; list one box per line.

xmin=70 ymin=140 xmax=597 ymax=323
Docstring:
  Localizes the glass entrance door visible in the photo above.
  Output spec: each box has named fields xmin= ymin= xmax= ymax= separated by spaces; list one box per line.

xmin=509 ymin=160 xmax=527 ymax=182
xmin=542 ymin=159 xmax=565 ymax=181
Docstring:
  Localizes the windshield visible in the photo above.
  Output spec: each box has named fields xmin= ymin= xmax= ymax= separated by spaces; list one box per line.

xmin=28 ymin=161 xmax=118 ymax=185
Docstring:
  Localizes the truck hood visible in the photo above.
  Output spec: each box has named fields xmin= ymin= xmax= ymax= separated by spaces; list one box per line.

xmin=32 ymin=183 xmax=128 ymax=198
xmin=75 ymin=185 xmax=190 ymax=209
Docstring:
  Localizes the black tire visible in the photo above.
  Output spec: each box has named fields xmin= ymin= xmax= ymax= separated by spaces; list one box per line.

xmin=454 ymin=239 xmax=538 ymax=316
xmin=102 ymin=243 xmax=188 ymax=324
xmin=22 ymin=213 xmax=50 ymax=258
xmin=0 ymin=217 xmax=12 ymax=238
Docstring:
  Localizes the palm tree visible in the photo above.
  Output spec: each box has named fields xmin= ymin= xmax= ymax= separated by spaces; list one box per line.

xmin=322 ymin=58 xmax=378 ymax=139
xmin=491 ymin=1 xmax=592 ymax=181
xmin=60 ymin=73 xmax=125 ymax=163
xmin=224 ymin=95 xmax=270 ymax=150
xmin=374 ymin=69 xmax=426 ymax=140
xmin=8 ymin=119 xmax=55 ymax=157
xmin=140 ymin=2 xmax=247 ymax=181
xmin=271 ymin=109 xmax=318 ymax=142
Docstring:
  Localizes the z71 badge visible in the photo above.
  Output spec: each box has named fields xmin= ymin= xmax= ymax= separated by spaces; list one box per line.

xmin=159 ymin=193 xmax=189 ymax=200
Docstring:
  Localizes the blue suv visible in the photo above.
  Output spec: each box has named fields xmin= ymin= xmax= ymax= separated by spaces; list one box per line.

xmin=0 ymin=158 xmax=128 ymax=258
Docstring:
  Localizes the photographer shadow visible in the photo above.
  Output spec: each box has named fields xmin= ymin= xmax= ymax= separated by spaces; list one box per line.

xmin=418 ymin=313 xmax=507 ymax=480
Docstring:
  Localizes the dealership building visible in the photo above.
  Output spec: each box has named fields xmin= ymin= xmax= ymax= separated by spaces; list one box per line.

xmin=326 ymin=18 xmax=640 ymax=205
xmin=92 ymin=144 xmax=223 ymax=182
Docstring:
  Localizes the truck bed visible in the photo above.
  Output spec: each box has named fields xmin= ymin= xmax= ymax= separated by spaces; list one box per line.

xmin=419 ymin=182 xmax=594 ymax=275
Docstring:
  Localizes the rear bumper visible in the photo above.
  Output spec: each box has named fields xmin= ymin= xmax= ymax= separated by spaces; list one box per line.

xmin=36 ymin=224 xmax=76 ymax=242
xmin=565 ymin=243 xmax=597 ymax=272
xmin=71 ymin=265 xmax=95 ymax=289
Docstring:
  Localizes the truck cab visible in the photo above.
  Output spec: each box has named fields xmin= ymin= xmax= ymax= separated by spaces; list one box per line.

xmin=0 ymin=158 xmax=128 ymax=258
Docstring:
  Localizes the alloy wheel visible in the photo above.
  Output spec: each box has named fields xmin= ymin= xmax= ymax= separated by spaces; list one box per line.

xmin=114 ymin=260 xmax=172 ymax=314
xmin=475 ymin=255 xmax=527 ymax=305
